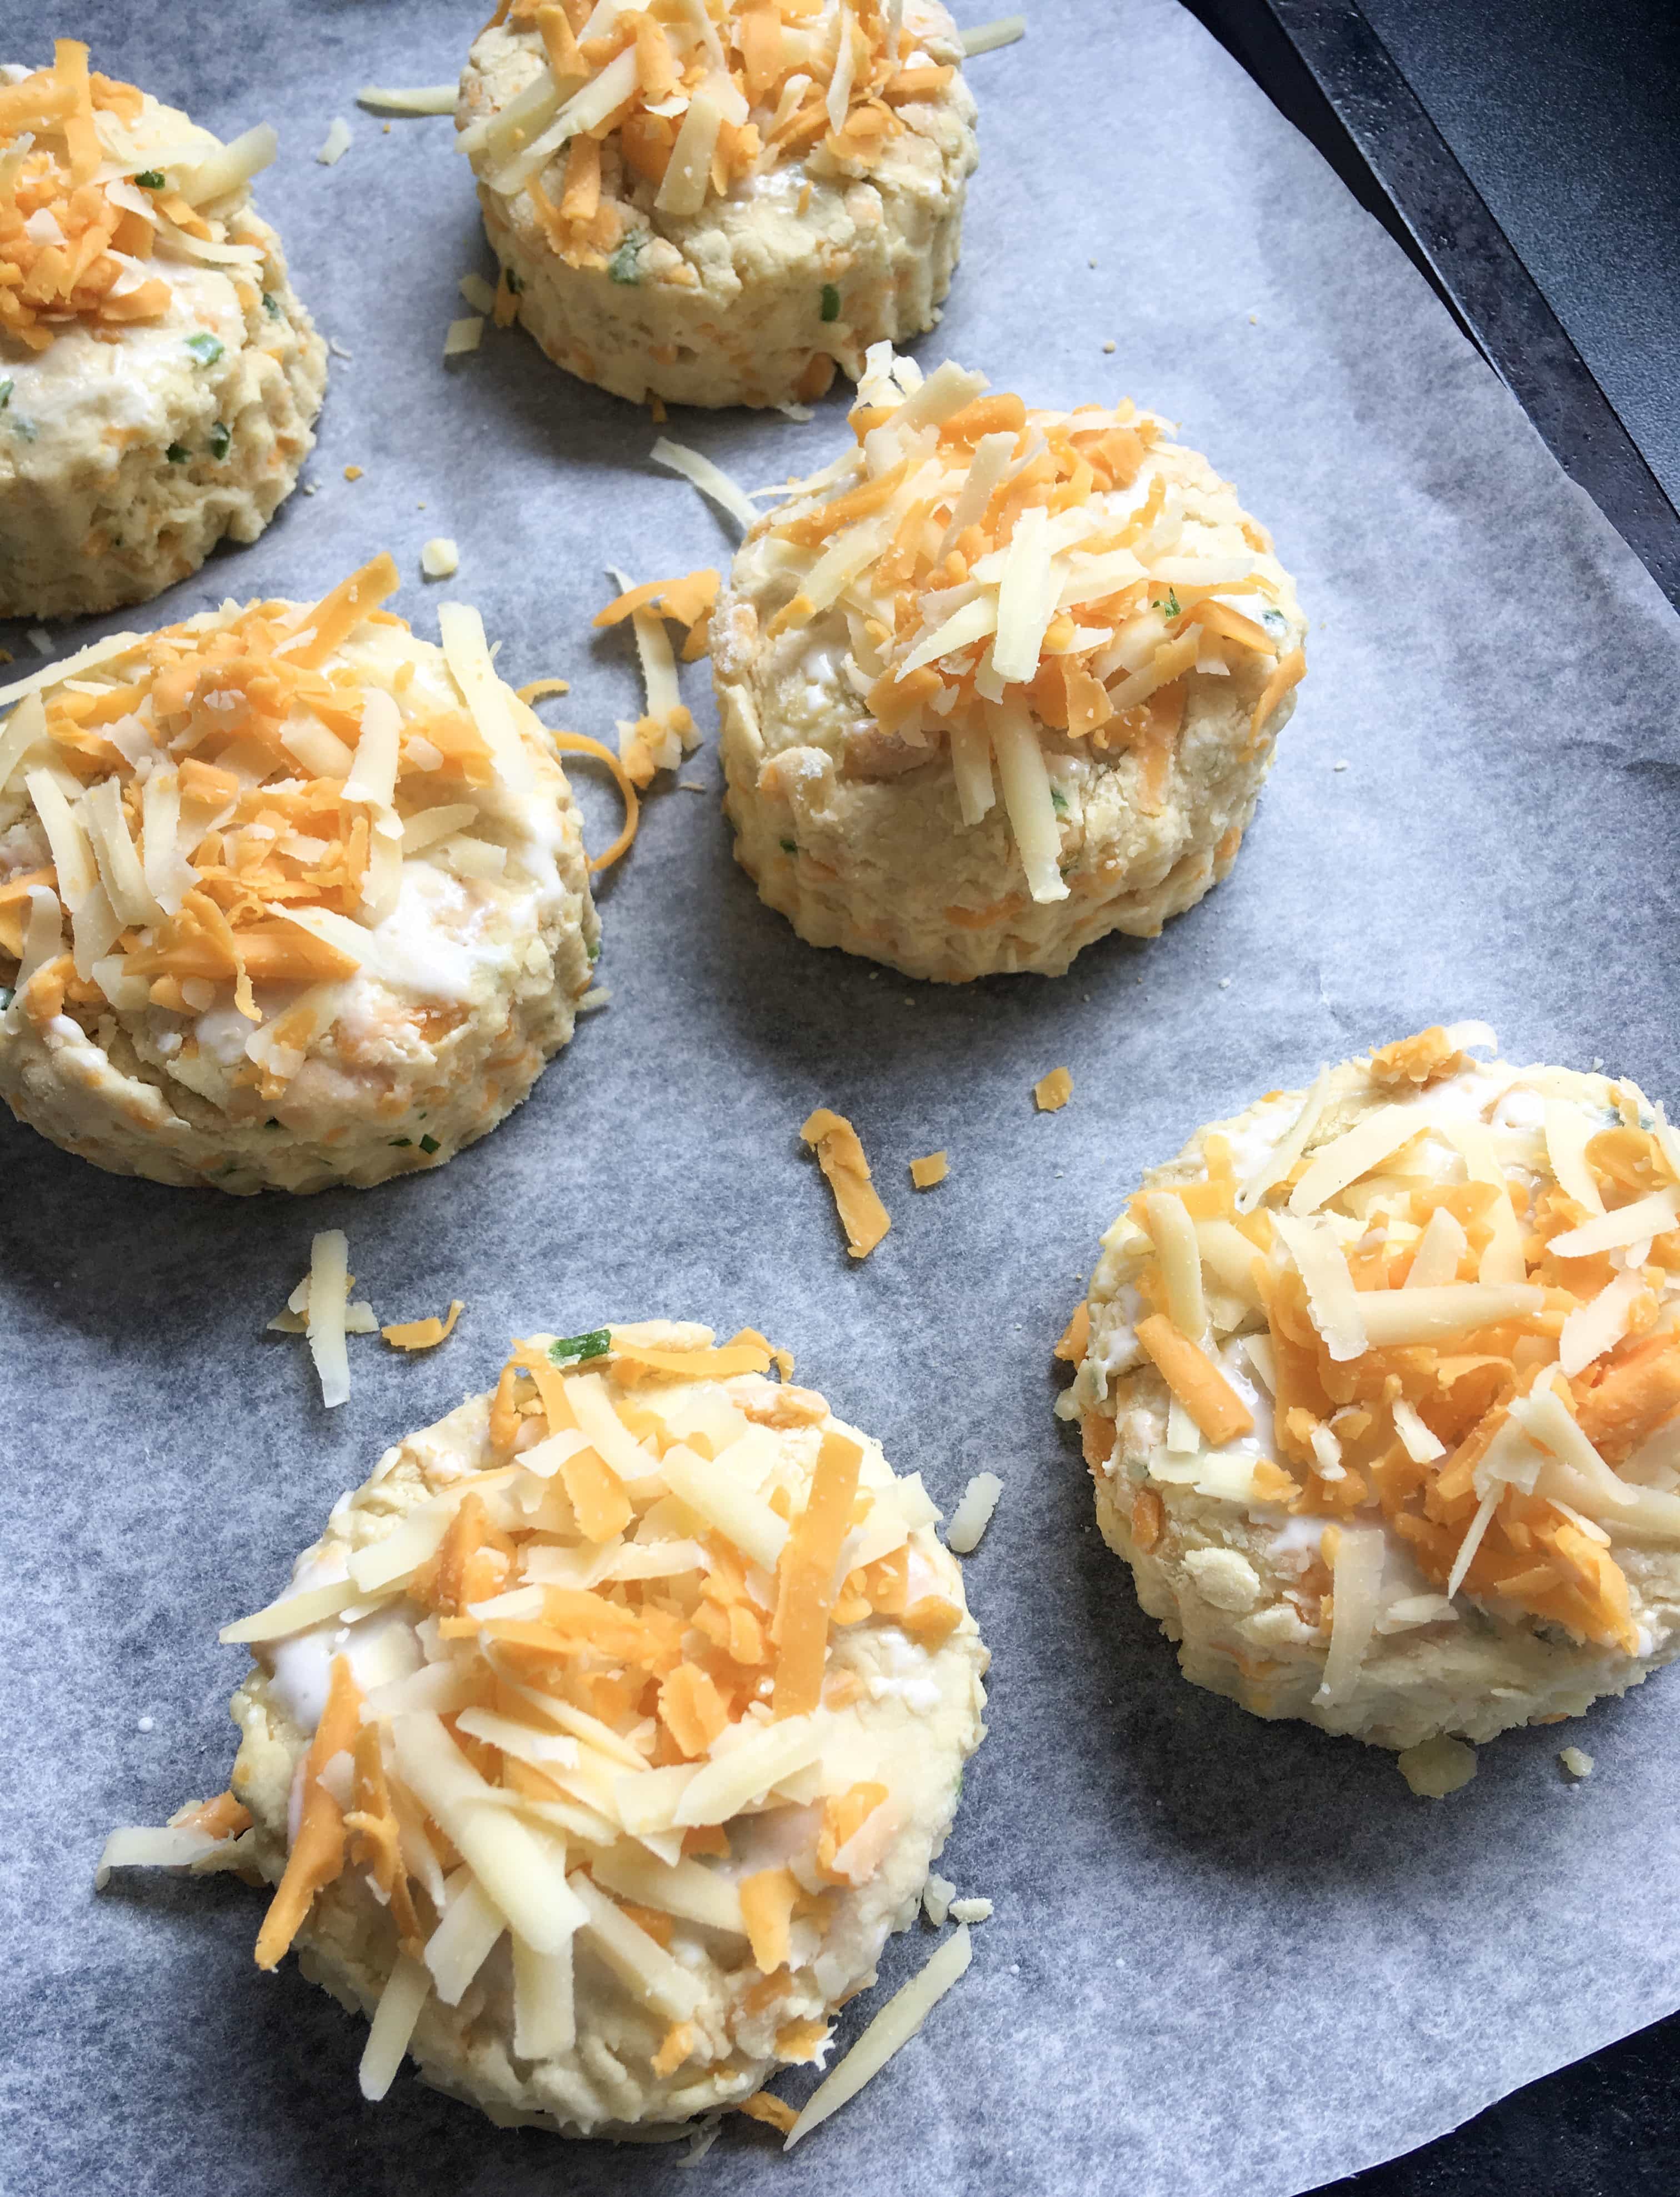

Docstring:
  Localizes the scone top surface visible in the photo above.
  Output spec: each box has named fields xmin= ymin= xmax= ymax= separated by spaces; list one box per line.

xmin=0 ymin=554 xmax=598 ymax=1192
xmin=0 ymin=43 xmax=325 ymax=617
xmin=229 ymin=1323 xmax=987 ymax=2133
xmin=712 ymin=348 xmax=1308 ymax=980
xmin=1065 ymin=1028 xmax=1680 ymax=1753
xmin=457 ymin=1 xmax=977 ymax=408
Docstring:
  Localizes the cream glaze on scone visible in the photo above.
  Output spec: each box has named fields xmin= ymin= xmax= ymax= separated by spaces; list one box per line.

xmin=1061 ymin=1028 xmax=1680 ymax=1753
xmin=0 ymin=558 xmax=598 ymax=1192
xmin=0 ymin=48 xmax=324 ymax=618
xmin=222 ymin=1324 xmax=988 ymax=2134
xmin=456 ymin=0 xmax=977 ymax=410
xmin=713 ymin=347 xmax=1307 ymax=981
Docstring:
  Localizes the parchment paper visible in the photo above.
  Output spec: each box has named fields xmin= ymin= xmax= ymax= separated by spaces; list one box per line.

xmin=6 ymin=4 xmax=1680 ymax=2194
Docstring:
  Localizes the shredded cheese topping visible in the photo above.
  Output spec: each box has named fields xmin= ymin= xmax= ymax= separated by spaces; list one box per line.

xmin=594 ymin=568 xmax=716 ymax=788
xmin=729 ymin=347 xmax=1302 ymax=904
xmin=192 ymin=1327 xmax=970 ymax=2114
xmin=0 ymin=42 xmax=276 ymax=352
xmin=0 ymin=555 xmax=577 ymax=1078
xmin=466 ymin=0 xmax=966 ymax=269
xmin=1076 ymin=1030 xmax=1680 ymax=1663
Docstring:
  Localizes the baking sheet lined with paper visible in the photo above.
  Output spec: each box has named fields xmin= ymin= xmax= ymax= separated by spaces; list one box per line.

xmin=6 ymin=3 xmax=1680 ymax=2195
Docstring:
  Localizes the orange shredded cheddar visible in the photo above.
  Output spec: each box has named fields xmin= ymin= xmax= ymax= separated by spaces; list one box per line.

xmin=909 ymin=1150 xmax=948 ymax=1190
xmin=253 ymin=1655 xmax=362 ymax=1969
xmin=382 ymin=1301 xmax=466 ymax=1352
xmin=736 ymin=2090 xmax=798 ymax=2134
xmin=1133 ymin=1313 xmax=1256 ymax=1446
xmin=801 ymin=1107 xmax=891 ymax=1258
xmin=1034 ymin=1067 xmax=1073 ymax=1113
xmin=772 ymin=1428 xmax=863 ymax=1717
xmin=1055 ymin=1303 xmax=1090 ymax=1364
xmin=178 ymin=1790 xmax=252 ymax=1840
xmin=1368 ymin=1027 xmax=1472 ymax=1089
xmin=739 ymin=1865 xmax=799 ymax=1972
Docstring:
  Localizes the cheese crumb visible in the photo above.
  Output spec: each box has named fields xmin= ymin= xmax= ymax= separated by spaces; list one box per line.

xmin=909 ymin=1150 xmax=948 ymax=1189
xmin=1102 ymin=339 xmax=1116 ymax=354
xmin=1396 ymin=1735 xmax=1477 ymax=1799
xmin=946 ymin=1472 xmax=1002 ymax=1554
xmin=28 ymin=629 xmax=52 ymax=655
xmin=801 ymin=1107 xmax=891 ymax=1259
xmin=948 ymin=1897 xmax=992 ymax=1923
xmin=458 ymin=272 xmax=496 ymax=313
xmin=420 ymin=537 xmax=459 ymax=579
xmin=343 ymin=464 xmax=363 ymax=482
xmin=961 ymin=16 xmax=1027 ymax=55
xmin=1559 ymin=1746 xmax=1594 ymax=1780
xmin=1034 ymin=1066 xmax=1072 ymax=1112
xmin=443 ymin=315 xmax=484 ymax=358
xmin=316 ymin=117 xmax=353 ymax=166
xmin=381 ymin=1300 xmax=464 ymax=1353
xmin=922 ymin=1871 xmax=956 ymax=1925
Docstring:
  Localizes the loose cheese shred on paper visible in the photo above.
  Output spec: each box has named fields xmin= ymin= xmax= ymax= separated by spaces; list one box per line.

xmin=382 ymin=1301 xmax=465 ymax=1353
xmin=316 ymin=117 xmax=353 ymax=165
xmin=909 ymin=1150 xmax=948 ymax=1189
xmin=420 ymin=538 xmax=460 ymax=579
xmin=961 ymin=16 xmax=1028 ymax=56
xmin=444 ymin=314 xmax=484 ymax=357
xmin=651 ymin=438 xmax=761 ymax=534
xmin=800 ymin=1107 xmax=891 ymax=1258
xmin=946 ymin=1473 xmax=1002 ymax=1554
xmin=1034 ymin=1066 xmax=1072 ymax=1112
xmin=356 ymin=84 xmax=457 ymax=114
xmin=784 ymin=1925 xmax=973 ymax=2148
xmin=304 ymin=1229 xmax=353 ymax=1408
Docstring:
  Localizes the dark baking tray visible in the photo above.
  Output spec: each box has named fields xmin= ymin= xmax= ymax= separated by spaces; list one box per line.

xmin=1183 ymin=0 xmax=1680 ymax=614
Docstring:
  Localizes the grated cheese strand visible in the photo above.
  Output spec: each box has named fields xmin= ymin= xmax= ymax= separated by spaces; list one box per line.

xmin=785 ymin=1925 xmax=973 ymax=2148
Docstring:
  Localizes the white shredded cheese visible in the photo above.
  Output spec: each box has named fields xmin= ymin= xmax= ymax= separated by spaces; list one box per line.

xmin=1273 ymin=1213 xmax=1367 ymax=1362
xmin=437 ymin=601 xmax=534 ymax=791
xmin=357 ymin=84 xmax=457 ymax=114
xmin=988 ymin=701 xmax=1067 ymax=903
xmin=651 ymin=437 xmax=760 ymax=533
xmin=1287 ymin=1104 xmax=1427 ymax=1215
xmin=945 ymin=1473 xmax=1002 ymax=1554
xmin=961 ymin=17 xmax=1027 ymax=57
xmin=1316 ymin=1528 xmax=1386 ymax=1705
xmin=443 ymin=314 xmax=484 ymax=357
xmin=1236 ymin=1068 xmax=1330 ymax=1214
xmin=785 ymin=1925 xmax=973 ymax=2148
xmin=358 ymin=1953 xmax=431 ymax=2101
xmin=304 ymin=1228 xmax=352 ymax=1408
xmin=1549 ymin=1190 xmax=1679 ymax=1259
xmin=1558 ymin=1269 xmax=1647 ymax=1378
xmin=316 ymin=117 xmax=353 ymax=166
xmin=420 ymin=537 xmax=460 ymax=579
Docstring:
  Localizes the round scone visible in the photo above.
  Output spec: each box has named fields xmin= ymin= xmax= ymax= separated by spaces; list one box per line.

xmin=456 ymin=0 xmax=977 ymax=410
xmin=711 ymin=347 xmax=1307 ymax=981
xmin=1059 ymin=1025 xmax=1680 ymax=1769
xmin=0 ymin=43 xmax=325 ymax=618
xmin=0 ymin=553 xmax=599 ymax=1192
xmin=202 ymin=1324 xmax=988 ymax=2133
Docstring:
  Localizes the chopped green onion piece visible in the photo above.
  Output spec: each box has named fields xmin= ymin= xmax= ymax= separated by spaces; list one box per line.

xmin=779 ymin=838 xmax=798 ymax=853
xmin=819 ymin=283 xmax=841 ymax=322
xmin=132 ymin=169 xmax=166 ymax=188
xmin=1154 ymin=587 xmax=1181 ymax=620
xmin=549 ymin=1329 xmax=611 ymax=1367
xmin=607 ymin=233 xmax=645 ymax=285
xmin=185 ymin=332 xmax=224 ymax=366
xmin=262 ymin=292 xmax=281 ymax=319
xmin=587 ymin=938 xmax=601 ymax=963
xmin=418 ymin=1133 xmax=441 ymax=1155
xmin=208 ymin=422 xmax=231 ymax=459
xmin=388 ymin=1137 xmax=412 ymax=1148
xmin=165 ymin=442 xmax=191 ymax=464
xmin=1050 ymin=789 xmax=1068 ymax=815
xmin=0 ymin=379 xmax=12 ymax=411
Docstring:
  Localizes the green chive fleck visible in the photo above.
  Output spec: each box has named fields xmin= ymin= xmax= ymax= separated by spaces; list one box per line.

xmin=208 ymin=422 xmax=231 ymax=460
xmin=549 ymin=1328 xmax=611 ymax=1368
xmin=418 ymin=1133 xmax=441 ymax=1155
xmin=133 ymin=169 xmax=166 ymax=188
xmin=185 ymin=332 xmax=224 ymax=366
xmin=1155 ymin=587 xmax=1181 ymax=620
xmin=779 ymin=838 xmax=797 ymax=854
xmin=389 ymin=1137 xmax=412 ymax=1148
xmin=262 ymin=292 xmax=281 ymax=319
xmin=0 ymin=379 xmax=12 ymax=411
xmin=819 ymin=282 xmax=841 ymax=322
xmin=1051 ymin=789 xmax=1068 ymax=815
xmin=1261 ymin=605 xmax=1287 ymax=637
xmin=607 ymin=233 xmax=645 ymax=285
xmin=587 ymin=938 xmax=601 ymax=963
xmin=166 ymin=441 xmax=191 ymax=464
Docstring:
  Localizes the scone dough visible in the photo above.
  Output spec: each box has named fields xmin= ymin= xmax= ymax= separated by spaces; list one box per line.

xmin=712 ymin=348 xmax=1306 ymax=981
xmin=0 ymin=558 xmax=597 ymax=1192
xmin=456 ymin=1 xmax=977 ymax=410
xmin=0 ymin=49 xmax=324 ymax=618
xmin=224 ymin=1324 xmax=988 ymax=2133
xmin=1062 ymin=1028 xmax=1680 ymax=1753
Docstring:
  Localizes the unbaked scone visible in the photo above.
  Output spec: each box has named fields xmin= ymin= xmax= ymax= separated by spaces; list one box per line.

xmin=711 ymin=347 xmax=1307 ymax=980
xmin=1059 ymin=1026 xmax=1680 ymax=1758
xmin=0 ymin=554 xmax=598 ymax=1191
xmin=456 ymin=0 xmax=977 ymax=410
xmin=109 ymin=1325 xmax=989 ymax=2134
xmin=0 ymin=43 xmax=325 ymax=618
